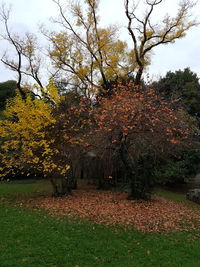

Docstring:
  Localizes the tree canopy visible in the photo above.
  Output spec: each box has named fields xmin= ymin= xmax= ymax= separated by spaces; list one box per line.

xmin=152 ymin=68 xmax=200 ymax=118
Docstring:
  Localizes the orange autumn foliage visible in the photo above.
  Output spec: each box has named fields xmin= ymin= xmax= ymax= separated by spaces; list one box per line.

xmin=92 ymin=83 xmax=194 ymax=157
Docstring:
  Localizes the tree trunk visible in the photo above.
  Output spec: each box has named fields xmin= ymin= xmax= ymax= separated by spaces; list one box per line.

xmin=49 ymin=175 xmax=72 ymax=197
xmin=135 ymin=67 xmax=144 ymax=86
xmin=50 ymin=177 xmax=59 ymax=197
xmin=118 ymin=138 xmax=150 ymax=200
xmin=128 ymin=157 xmax=153 ymax=200
xmin=61 ymin=176 xmax=72 ymax=195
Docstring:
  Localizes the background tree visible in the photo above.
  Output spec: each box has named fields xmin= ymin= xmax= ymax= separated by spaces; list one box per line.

xmin=151 ymin=68 xmax=200 ymax=185
xmin=154 ymin=148 xmax=200 ymax=186
xmin=46 ymin=0 xmax=137 ymax=97
xmin=0 ymin=4 xmax=44 ymax=97
xmin=0 ymin=80 xmax=17 ymax=110
xmin=151 ymin=68 xmax=200 ymax=119
xmin=125 ymin=0 xmax=198 ymax=85
xmin=51 ymin=91 xmax=94 ymax=188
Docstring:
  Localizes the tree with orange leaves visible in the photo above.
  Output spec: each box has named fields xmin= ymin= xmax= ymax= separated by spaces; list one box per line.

xmin=92 ymin=83 xmax=197 ymax=199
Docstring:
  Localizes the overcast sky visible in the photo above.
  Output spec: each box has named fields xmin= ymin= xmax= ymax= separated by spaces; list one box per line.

xmin=0 ymin=0 xmax=199 ymax=82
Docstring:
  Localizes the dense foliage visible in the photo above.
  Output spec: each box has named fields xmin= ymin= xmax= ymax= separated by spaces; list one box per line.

xmin=152 ymin=68 xmax=200 ymax=119
xmin=151 ymin=68 xmax=200 ymax=184
xmin=0 ymin=80 xmax=17 ymax=110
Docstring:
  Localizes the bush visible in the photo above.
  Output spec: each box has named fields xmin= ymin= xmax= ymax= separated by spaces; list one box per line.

xmin=154 ymin=149 xmax=200 ymax=185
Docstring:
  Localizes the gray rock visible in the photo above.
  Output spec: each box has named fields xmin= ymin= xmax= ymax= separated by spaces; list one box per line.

xmin=186 ymin=189 xmax=200 ymax=204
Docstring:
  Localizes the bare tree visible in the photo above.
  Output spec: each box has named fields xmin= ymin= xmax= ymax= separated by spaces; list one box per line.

xmin=0 ymin=4 xmax=25 ymax=97
xmin=125 ymin=0 xmax=198 ymax=85
xmin=0 ymin=4 xmax=44 ymax=97
xmin=20 ymin=32 xmax=44 ymax=89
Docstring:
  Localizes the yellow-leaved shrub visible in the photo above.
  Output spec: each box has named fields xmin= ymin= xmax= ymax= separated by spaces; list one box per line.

xmin=0 ymin=82 xmax=70 ymax=183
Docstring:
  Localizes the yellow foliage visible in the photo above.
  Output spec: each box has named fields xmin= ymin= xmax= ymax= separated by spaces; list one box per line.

xmin=0 ymin=90 xmax=69 ymax=179
xmin=48 ymin=1 xmax=138 ymax=91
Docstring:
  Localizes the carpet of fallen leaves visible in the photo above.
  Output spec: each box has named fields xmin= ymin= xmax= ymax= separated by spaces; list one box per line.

xmin=31 ymin=190 xmax=200 ymax=233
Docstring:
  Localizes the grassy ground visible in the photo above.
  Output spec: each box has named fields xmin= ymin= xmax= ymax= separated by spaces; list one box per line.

xmin=155 ymin=187 xmax=189 ymax=203
xmin=155 ymin=186 xmax=200 ymax=209
xmin=1 ymin=180 xmax=200 ymax=267
xmin=0 ymin=179 xmax=52 ymax=202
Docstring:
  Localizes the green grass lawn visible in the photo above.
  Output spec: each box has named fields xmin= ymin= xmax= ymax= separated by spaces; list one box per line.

xmin=155 ymin=186 xmax=200 ymax=210
xmin=1 ymin=180 xmax=200 ymax=267
xmin=0 ymin=179 xmax=52 ymax=202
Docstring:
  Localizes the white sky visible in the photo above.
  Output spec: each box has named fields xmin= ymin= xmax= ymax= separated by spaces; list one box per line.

xmin=0 ymin=0 xmax=199 ymax=82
